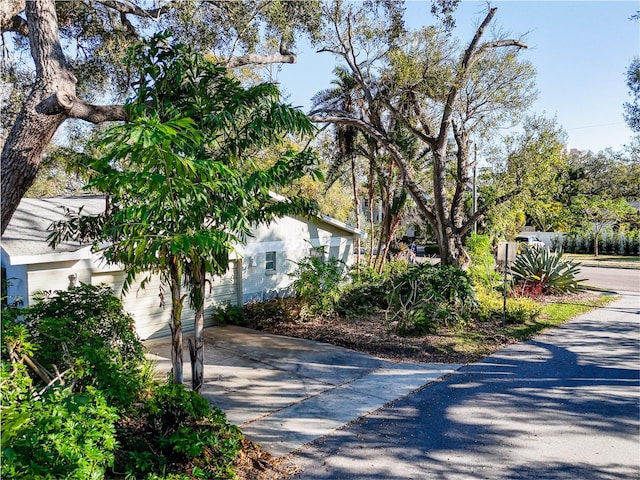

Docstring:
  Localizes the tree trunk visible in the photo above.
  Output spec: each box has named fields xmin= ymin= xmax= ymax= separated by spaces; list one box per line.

xmin=189 ymin=263 xmax=206 ymax=393
xmin=1 ymin=0 xmax=72 ymax=234
xmin=351 ymin=154 xmax=361 ymax=270
xmin=436 ymin=224 xmax=469 ymax=270
xmin=169 ymin=259 xmax=184 ymax=384
xmin=368 ymin=161 xmax=376 ymax=268
xmin=1 ymin=0 xmax=127 ymax=234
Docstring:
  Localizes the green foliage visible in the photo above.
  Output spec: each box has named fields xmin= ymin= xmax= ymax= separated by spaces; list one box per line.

xmin=474 ymin=286 xmax=541 ymax=324
xmin=290 ymin=254 xmax=346 ymax=316
xmin=116 ymin=382 xmax=243 ymax=480
xmin=624 ymin=57 xmax=640 ymax=133
xmin=387 ymin=263 xmax=476 ymax=335
xmin=22 ymin=284 xmax=146 ymax=408
xmin=336 ymin=266 xmax=390 ymax=316
xmin=212 ymin=304 xmax=246 ymax=327
xmin=48 ymin=34 xmax=321 ymax=384
xmin=511 ymin=248 xmax=586 ymax=295
xmin=2 ymin=386 xmax=118 ymax=480
xmin=466 ymin=233 xmax=501 ymax=289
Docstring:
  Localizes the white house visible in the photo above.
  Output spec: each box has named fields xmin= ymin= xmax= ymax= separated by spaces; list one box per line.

xmin=1 ymin=195 xmax=361 ymax=339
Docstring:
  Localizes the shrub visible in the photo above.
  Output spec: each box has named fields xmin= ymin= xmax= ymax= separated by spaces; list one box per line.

xmin=474 ymin=286 xmax=541 ymax=324
xmin=336 ymin=266 xmax=391 ymax=316
xmin=290 ymin=255 xmax=346 ymax=316
xmin=116 ymin=382 xmax=243 ymax=479
xmin=22 ymin=283 xmax=147 ymax=408
xmin=2 ymin=285 xmax=244 ymax=480
xmin=387 ymin=263 xmax=476 ymax=335
xmin=511 ymin=248 xmax=585 ymax=295
xmin=2 ymin=386 xmax=118 ymax=480
xmin=242 ymin=297 xmax=301 ymax=329
xmin=466 ymin=233 xmax=501 ymax=289
xmin=213 ymin=303 xmax=245 ymax=326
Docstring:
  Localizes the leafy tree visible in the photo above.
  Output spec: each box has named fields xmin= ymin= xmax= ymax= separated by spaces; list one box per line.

xmin=624 ymin=57 xmax=640 ymax=133
xmin=566 ymin=148 xmax=640 ymax=202
xmin=578 ymin=196 xmax=635 ymax=256
xmin=310 ymin=3 xmax=536 ymax=267
xmin=50 ymin=36 xmax=320 ymax=389
xmin=482 ymin=115 xmax=570 ymax=233
xmin=624 ymin=11 xmax=640 ymax=133
xmin=0 ymin=0 xmax=322 ymax=234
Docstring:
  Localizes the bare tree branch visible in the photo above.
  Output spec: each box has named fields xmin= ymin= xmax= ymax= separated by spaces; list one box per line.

xmin=3 ymin=14 xmax=28 ymax=35
xmin=94 ymin=0 xmax=173 ymax=19
xmin=61 ymin=93 xmax=128 ymax=123
xmin=310 ymin=110 xmax=437 ymax=225
xmin=226 ymin=52 xmax=296 ymax=68
xmin=384 ymin=100 xmax=437 ymax=146
xmin=460 ymin=187 xmax=523 ymax=237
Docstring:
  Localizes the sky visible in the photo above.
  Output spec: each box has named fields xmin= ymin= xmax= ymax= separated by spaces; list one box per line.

xmin=275 ymin=0 xmax=639 ymax=153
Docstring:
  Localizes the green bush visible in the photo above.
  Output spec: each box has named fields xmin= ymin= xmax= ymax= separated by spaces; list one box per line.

xmin=511 ymin=248 xmax=585 ymax=296
xmin=212 ymin=303 xmax=245 ymax=326
xmin=475 ymin=286 xmax=541 ymax=324
xmin=466 ymin=233 xmax=501 ymax=289
xmin=2 ymin=386 xmax=119 ymax=480
xmin=290 ymin=255 xmax=346 ymax=316
xmin=387 ymin=263 xmax=477 ymax=335
xmin=23 ymin=283 xmax=147 ymax=408
xmin=336 ymin=266 xmax=391 ymax=316
xmin=116 ymin=382 xmax=243 ymax=479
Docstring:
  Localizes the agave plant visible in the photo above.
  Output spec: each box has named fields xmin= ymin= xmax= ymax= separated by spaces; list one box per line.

xmin=511 ymin=248 xmax=586 ymax=295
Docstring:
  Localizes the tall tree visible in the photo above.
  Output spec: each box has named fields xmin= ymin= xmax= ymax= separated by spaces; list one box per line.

xmin=310 ymin=2 xmax=535 ymax=267
xmin=1 ymin=0 xmax=321 ymax=234
xmin=579 ymin=197 xmax=636 ymax=256
xmin=624 ymin=11 xmax=640 ymax=134
xmin=49 ymin=37 xmax=320 ymax=389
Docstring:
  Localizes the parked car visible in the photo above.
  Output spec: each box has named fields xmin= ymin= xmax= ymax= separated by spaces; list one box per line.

xmin=515 ymin=235 xmax=548 ymax=251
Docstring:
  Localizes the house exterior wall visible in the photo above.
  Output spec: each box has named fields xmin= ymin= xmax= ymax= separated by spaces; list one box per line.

xmin=2 ymin=257 xmax=28 ymax=307
xmin=91 ymin=261 xmax=241 ymax=340
xmin=2 ymin=201 xmax=358 ymax=339
xmin=240 ymin=216 xmax=356 ymax=303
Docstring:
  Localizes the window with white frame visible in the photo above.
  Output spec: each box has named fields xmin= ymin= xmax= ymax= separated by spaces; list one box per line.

xmin=265 ymin=251 xmax=276 ymax=272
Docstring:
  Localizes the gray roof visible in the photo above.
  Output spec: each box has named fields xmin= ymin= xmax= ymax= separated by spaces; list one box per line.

xmin=2 ymin=195 xmax=361 ymax=265
xmin=1 ymin=195 xmax=106 ymax=263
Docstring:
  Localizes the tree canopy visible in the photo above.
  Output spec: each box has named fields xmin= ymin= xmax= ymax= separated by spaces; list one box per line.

xmin=1 ymin=0 xmax=322 ymax=234
xmin=310 ymin=2 xmax=535 ymax=267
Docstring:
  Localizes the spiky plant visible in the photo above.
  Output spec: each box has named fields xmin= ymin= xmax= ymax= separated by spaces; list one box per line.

xmin=511 ymin=248 xmax=586 ymax=296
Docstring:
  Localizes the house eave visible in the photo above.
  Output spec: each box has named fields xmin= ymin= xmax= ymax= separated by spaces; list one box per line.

xmin=4 ymin=245 xmax=94 ymax=266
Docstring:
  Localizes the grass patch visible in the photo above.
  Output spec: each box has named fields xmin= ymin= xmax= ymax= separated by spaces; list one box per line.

xmin=432 ymin=293 xmax=619 ymax=362
xmin=508 ymin=294 xmax=617 ymax=340
xmin=565 ymin=254 xmax=640 ymax=269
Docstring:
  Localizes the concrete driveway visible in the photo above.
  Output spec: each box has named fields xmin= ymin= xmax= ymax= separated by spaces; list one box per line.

xmin=144 ymin=326 xmax=460 ymax=456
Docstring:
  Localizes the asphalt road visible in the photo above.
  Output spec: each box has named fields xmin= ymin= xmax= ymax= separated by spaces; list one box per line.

xmin=290 ymin=291 xmax=640 ymax=479
xmin=580 ymin=266 xmax=640 ymax=293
